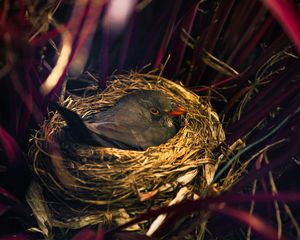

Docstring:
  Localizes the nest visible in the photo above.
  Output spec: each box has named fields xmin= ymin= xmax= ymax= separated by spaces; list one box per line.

xmin=27 ymin=73 xmax=227 ymax=238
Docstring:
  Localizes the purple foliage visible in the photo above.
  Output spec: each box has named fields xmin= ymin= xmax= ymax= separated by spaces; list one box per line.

xmin=0 ymin=0 xmax=299 ymax=239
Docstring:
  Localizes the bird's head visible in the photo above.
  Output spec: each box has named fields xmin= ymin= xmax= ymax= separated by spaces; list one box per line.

xmin=132 ymin=90 xmax=186 ymax=128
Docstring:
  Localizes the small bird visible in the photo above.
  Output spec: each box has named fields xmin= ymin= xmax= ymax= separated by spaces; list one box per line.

xmin=52 ymin=90 xmax=186 ymax=150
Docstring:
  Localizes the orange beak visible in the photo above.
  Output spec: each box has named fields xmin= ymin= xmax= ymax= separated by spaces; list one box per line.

xmin=167 ymin=106 xmax=187 ymax=116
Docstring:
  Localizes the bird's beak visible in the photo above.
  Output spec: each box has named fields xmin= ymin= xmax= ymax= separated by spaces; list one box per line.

xmin=167 ymin=106 xmax=187 ymax=116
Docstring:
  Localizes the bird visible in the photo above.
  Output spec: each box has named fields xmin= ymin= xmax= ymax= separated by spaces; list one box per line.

xmin=51 ymin=89 xmax=186 ymax=150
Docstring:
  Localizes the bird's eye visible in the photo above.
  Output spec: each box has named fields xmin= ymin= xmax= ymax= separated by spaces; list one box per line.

xmin=149 ymin=107 xmax=160 ymax=116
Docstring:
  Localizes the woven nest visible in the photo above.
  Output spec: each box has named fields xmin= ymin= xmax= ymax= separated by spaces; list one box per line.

xmin=27 ymin=73 xmax=227 ymax=238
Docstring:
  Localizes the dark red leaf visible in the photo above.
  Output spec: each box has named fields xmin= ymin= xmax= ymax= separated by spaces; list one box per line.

xmin=95 ymin=224 xmax=104 ymax=240
xmin=106 ymin=192 xmax=300 ymax=237
xmin=260 ymin=0 xmax=300 ymax=53
xmin=0 ymin=202 xmax=10 ymax=216
xmin=71 ymin=228 xmax=96 ymax=240
xmin=0 ymin=127 xmax=21 ymax=166
xmin=114 ymin=232 xmax=155 ymax=240
xmin=0 ymin=187 xmax=32 ymax=223
xmin=213 ymin=205 xmax=284 ymax=240
xmin=0 ymin=232 xmax=32 ymax=240
xmin=154 ymin=0 xmax=182 ymax=67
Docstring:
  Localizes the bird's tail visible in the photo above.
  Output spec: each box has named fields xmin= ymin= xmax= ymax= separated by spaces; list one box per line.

xmin=50 ymin=102 xmax=97 ymax=143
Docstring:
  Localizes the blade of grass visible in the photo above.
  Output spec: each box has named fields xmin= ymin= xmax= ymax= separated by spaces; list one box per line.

xmin=212 ymin=116 xmax=290 ymax=185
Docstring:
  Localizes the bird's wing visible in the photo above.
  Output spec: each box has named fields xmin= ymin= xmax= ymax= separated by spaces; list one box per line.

xmin=51 ymin=103 xmax=118 ymax=147
xmin=84 ymin=121 xmax=149 ymax=150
